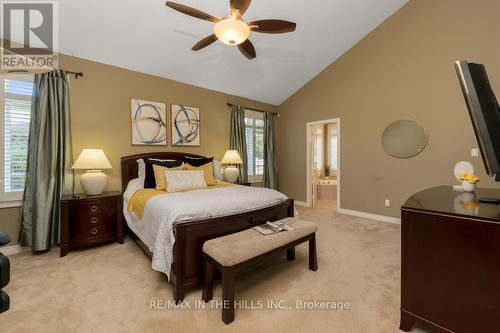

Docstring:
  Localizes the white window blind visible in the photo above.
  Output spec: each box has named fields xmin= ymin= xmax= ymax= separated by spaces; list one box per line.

xmin=245 ymin=110 xmax=264 ymax=181
xmin=0 ymin=75 xmax=33 ymax=203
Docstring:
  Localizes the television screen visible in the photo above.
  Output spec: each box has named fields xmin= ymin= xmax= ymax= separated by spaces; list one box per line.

xmin=455 ymin=60 xmax=500 ymax=180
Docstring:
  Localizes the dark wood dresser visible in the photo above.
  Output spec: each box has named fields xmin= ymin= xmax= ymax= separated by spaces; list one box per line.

xmin=60 ymin=192 xmax=124 ymax=257
xmin=400 ymin=186 xmax=500 ymax=333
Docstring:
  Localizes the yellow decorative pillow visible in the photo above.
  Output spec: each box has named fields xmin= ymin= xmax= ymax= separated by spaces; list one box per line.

xmin=153 ymin=164 xmax=186 ymax=191
xmin=186 ymin=163 xmax=216 ymax=186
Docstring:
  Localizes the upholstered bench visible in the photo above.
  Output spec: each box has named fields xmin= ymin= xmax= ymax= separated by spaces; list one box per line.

xmin=202 ymin=217 xmax=318 ymax=324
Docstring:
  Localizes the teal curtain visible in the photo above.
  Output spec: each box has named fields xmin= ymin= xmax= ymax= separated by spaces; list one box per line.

xmin=263 ymin=112 xmax=278 ymax=190
xmin=20 ymin=70 xmax=73 ymax=251
xmin=229 ymin=105 xmax=248 ymax=183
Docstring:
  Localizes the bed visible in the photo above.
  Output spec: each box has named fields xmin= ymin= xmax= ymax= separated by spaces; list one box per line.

xmin=121 ymin=152 xmax=294 ymax=302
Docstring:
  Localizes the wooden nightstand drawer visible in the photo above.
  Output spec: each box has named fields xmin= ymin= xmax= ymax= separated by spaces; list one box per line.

xmin=76 ymin=198 xmax=116 ymax=215
xmin=69 ymin=221 xmax=116 ymax=243
xmin=70 ymin=201 xmax=117 ymax=228
xmin=71 ymin=198 xmax=116 ymax=216
xmin=60 ymin=192 xmax=124 ymax=257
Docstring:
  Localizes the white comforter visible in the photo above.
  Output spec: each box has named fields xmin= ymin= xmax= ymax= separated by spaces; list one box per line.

xmin=123 ymin=179 xmax=289 ymax=276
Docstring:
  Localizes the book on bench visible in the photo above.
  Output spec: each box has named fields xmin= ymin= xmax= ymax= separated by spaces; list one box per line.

xmin=253 ymin=221 xmax=295 ymax=235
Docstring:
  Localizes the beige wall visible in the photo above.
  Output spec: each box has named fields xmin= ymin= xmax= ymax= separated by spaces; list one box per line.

xmin=1 ymin=54 xmax=277 ymax=247
xmin=0 ymin=207 xmax=21 ymax=248
xmin=278 ymin=0 xmax=500 ymax=217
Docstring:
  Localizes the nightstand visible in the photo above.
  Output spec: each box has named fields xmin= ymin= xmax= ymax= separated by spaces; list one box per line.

xmin=237 ymin=182 xmax=252 ymax=186
xmin=60 ymin=191 xmax=123 ymax=257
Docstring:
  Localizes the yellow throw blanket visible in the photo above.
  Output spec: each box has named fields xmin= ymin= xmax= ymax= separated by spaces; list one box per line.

xmin=128 ymin=181 xmax=235 ymax=219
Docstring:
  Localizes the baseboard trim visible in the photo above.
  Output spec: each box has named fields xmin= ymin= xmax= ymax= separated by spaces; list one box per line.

xmin=338 ymin=208 xmax=401 ymax=224
xmin=0 ymin=244 xmax=29 ymax=256
xmin=294 ymin=200 xmax=310 ymax=207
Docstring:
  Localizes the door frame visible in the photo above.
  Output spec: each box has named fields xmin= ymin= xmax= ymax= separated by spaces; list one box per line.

xmin=306 ymin=118 xmax=341 ymax=210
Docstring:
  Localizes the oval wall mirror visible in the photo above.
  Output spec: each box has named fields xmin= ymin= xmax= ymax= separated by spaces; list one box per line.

xmin=382 ymin=119 xmax=428 ymax=158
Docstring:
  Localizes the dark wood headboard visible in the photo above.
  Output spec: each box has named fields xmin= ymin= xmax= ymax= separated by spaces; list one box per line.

xmin=120 ymin=152 xmax=207 ymax=193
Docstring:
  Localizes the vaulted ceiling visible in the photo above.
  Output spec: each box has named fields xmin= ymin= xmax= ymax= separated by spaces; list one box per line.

xmin=57 ymin=0 xmax=408 ymax=105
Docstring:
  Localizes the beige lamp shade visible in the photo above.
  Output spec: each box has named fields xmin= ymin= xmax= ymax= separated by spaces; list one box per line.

xmin=221 ymin=150 xmax=243 ymax=164
xmin=72 ymin=149 xmax=112 ymax=170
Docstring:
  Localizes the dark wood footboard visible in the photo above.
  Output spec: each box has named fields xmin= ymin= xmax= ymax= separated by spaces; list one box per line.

xmin=170 ymin=199 xmax=294 ymax=302
xmin=120 ymin=153 xmax=295 ymax=303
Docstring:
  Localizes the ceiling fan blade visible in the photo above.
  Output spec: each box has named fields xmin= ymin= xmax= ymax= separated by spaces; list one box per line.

xmin=249 ymin=20 xmax=297 ymax=34
xmin=166 ymin=1 xmax=219 ymax=23
xmin=230 ymin=0 xmax=252 ymax=17
xmin=238 ymin=39 xmax=256 ymax=60
xmin=192 ymin=34 xmax=218 ymax=51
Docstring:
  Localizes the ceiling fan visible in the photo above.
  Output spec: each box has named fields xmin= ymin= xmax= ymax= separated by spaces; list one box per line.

xmin=165 ymin=0 xmax=297 ymax=60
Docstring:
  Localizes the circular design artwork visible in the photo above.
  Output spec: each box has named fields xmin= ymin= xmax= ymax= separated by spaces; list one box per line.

xmin=172 ymin=105 xmax=200 ymax=146
xmin=132 ymin=101 xmax=167 ymax=145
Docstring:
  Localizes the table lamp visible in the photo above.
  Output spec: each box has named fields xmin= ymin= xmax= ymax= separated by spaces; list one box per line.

xmin=221 ymin=150 xmax=243 ymax=183
xmin=72 ymin=149 xmax=112 ymax=195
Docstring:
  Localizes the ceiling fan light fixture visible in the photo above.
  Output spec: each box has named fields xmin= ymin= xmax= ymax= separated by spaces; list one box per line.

xmin=213 ymin=16 xmax=250 ymax=45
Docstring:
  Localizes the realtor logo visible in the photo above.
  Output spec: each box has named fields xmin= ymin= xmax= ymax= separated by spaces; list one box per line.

xmin=1 ymin=1 xmax=58 ymax=70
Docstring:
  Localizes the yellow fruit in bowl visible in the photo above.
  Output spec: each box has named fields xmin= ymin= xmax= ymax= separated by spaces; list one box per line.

xmin=459 ymin=173 xmax=480 ymax=184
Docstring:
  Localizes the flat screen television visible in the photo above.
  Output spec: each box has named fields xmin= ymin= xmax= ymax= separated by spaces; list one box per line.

xmin=455 ymin=60 xmax=500 ymax=183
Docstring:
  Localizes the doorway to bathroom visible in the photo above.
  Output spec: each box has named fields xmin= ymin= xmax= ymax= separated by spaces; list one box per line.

xmin=306 ymin=118 xmax=340 ymax=211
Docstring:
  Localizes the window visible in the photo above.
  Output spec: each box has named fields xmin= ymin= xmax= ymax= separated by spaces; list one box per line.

xmin=330 ymin=135 xmax=338 ymax=170
xmin=329 ymin=123 xmax=338 ymax=172
xmin=245 ymin=110 xmax=264 ymax=181
xmin=312 ymin=126 xmax=323 ymax=173
xmin=0 ymin=75 xmax=33 ymax=203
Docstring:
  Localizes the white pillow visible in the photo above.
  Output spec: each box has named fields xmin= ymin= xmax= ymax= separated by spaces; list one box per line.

xmin=137 ymin=159 xmax=146 ymax=182
xmin=213 ymin=160 xmax=222 ymax=180
xmin=164 ymin=170 xmax=208 ymax=193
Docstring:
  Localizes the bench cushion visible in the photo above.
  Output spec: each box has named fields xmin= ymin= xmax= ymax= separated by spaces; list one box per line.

xmin=203 ymin=218 xmax=317 ymax=267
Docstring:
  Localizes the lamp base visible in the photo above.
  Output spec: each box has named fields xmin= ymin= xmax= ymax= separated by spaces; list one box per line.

xmin=81 ymin=170 xmax=107 ymax=195
xmin=224 ymin=166 xmax=239 ymax=183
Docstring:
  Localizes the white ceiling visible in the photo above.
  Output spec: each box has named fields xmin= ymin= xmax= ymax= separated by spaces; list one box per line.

xmin=54 ymin=0 xmax=408 ymax=105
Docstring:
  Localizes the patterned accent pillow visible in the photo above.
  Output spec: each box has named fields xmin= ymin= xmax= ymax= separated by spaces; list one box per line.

xmin=164 ymin=170 xmax=208 ymax=193
xmin=153 ymin=164 xmax=186 ymax=191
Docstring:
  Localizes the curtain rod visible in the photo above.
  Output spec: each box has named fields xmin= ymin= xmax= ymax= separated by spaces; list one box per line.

xmin=6 ymin=69 xmax=83 ymax=79
xmin=226 ymin=103 xmax=279 ymax=117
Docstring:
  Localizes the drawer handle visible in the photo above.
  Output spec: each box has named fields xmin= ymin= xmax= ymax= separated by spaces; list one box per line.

xmin=90 ymin=217 xmax=98 ymax=224
xmin=91 ymin=228 xmax=98 ymax=235
xmin=90 ymin=205 xmax=98 ymax=212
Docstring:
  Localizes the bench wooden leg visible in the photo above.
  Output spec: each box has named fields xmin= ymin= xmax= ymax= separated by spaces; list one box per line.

xmin=309 ymin=234 xmax=318 ymax=271
xmin=202 ymin=256 xmax=213 ymax=303
xmin=287 ymin=247 xmax=295 ymax=261
xmin=222 ymin=267 xmax=235 ymax=325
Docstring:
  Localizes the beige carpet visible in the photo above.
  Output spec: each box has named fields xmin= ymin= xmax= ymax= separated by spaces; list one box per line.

xmin=2 ymin=207 xmax=428 ymax=333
